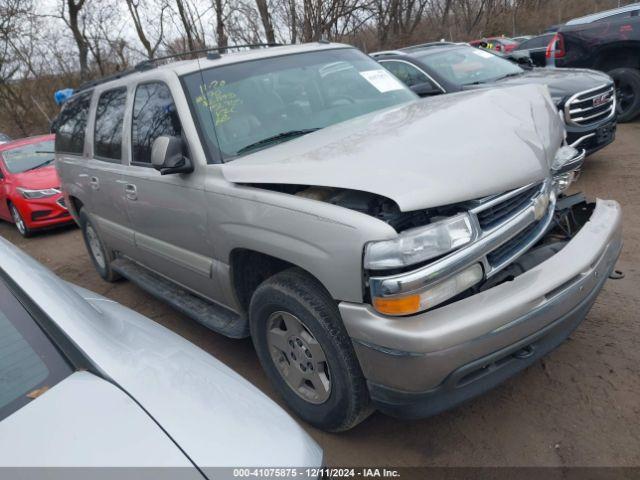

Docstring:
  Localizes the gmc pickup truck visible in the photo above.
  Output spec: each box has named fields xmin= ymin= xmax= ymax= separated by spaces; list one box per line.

xmin=547 ymin=9 xmax=640 ymax=122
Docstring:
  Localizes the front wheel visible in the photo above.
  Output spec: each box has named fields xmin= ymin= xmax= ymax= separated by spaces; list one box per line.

xmin=79 ymin=209 xmax=120 ymax=282
xmin=9 ymin=203 xmax=32 ymax=238
xmin=609 ymin=68 xmax=640 ymax=123
xmin=250 ymin=268 xmax=372 ymax=432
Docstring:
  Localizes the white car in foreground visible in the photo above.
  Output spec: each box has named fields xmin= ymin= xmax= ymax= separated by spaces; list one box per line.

xmin=0 ymin=237 xmax=322 ymax=479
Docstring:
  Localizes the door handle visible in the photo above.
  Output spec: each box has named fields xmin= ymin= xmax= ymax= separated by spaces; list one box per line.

xmin=89 ymin=176 xmax=99 ymax=190
xmin=125 ymin=184 xmax=137 ymax=201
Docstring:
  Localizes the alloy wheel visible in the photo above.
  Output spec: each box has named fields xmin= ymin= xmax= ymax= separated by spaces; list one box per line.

xmin=86 ymin=224 xmax=106 ymax=269
xmin=10 ymin=205 xmax=26 ymax=235
xmin=615 ymin=78 xmax=636 ymax=117
xmin=266 ymin=311 xmax=331 ymax=404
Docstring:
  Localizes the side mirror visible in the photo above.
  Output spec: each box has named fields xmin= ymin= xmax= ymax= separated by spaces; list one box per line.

xmin=151 ymin=135 xmax=193 ymax=175
xmin=410 ymin=82 xmax=443 ymax=97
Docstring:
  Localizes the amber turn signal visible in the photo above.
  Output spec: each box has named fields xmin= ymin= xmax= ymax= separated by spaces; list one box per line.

xmin=372 ymin=295 xmax=421 ymax=316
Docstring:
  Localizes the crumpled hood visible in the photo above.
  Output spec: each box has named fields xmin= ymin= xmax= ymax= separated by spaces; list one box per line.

xmin=222 ymin=84 xmax=564 ymax=212
xmin=465 ymin=67 xmax=613 ymax=102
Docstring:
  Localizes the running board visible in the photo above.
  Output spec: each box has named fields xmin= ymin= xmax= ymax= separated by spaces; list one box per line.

xmin=111 ymin=258 xmax=248 ymax=339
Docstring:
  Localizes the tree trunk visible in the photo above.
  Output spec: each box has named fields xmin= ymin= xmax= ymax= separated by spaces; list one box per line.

xmin=66 ymin=0 xmax=89 ymax=80
xmin=214 ymin=0 xmax=228 ymax=48
xmin=255 ymin=0 xmax=275 ymax=43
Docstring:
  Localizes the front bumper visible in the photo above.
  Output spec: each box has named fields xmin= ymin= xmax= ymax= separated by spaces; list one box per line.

xmin=17 ymin=194 xmax=73 ymax=230
xmin=565 ymin=120 xmax=616 ymax=156
xmin=339 ymin=199 xmax=622 ymax=418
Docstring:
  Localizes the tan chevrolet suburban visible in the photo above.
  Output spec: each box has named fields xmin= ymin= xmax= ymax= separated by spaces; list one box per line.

xmin=54 ymin=42 xmax=622 ymax=431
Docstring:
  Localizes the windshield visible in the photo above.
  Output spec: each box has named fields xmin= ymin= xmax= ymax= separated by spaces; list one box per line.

xmin=182 ymin=48 xmax=416 ymax=161
xmin=414 ymin=46 xmax=523 ymax=86
xmin=2 ymin=140 xmax=55 ymax=173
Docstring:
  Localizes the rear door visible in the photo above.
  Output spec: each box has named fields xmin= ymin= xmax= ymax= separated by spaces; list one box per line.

xmin=121 ymin=77 xmax=216 ymax=299
xmin=86 ymin=86 xmax=136 ymax=256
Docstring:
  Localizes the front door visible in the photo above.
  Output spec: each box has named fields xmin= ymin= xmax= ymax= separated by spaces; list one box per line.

xmin=122 ymin=81 xmax=216 ymax=299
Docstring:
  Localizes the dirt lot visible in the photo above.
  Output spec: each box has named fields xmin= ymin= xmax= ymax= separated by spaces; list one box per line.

xmin=1 ymin=123 xmax=639 ymax=468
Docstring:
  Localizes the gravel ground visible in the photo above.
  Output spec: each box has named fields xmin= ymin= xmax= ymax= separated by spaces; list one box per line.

xmin=1 ymin=123 xmax=638 ymax=468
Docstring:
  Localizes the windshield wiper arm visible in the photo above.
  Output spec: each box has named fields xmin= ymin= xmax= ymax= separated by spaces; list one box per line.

xmin=236 ymin=128 xmax=321 ymax=155
xmin=24 ymin=158 xmax=54 ymax=172
xmin=495 ymin=72 xmax=523 ymax=81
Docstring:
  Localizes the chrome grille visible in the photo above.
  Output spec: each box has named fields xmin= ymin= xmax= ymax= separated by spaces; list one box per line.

xmin=565 ymin=83 xmax=615 ymax=127
xmin=475 ymin=183 xmax=542 ymax=230
xmin=471 ymin=180 xmax=555 ymax=278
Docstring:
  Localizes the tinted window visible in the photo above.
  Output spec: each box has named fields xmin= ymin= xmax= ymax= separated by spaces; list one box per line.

xmin=381 ymin=61 xmax=432 ymax=88
xmin=595 ymin=11 xmax=635 ymax=22
xmin=0 ymin=133 xmax=11 ymax=142
xmin=517 ymin=34 xmax=553 ymax=50
xmin=54 ymin=92 xmax=91 ymax=155
xmin=0 ymin=278 xmax=72 ymax=421
xmin=131 ymin=83 xmax=181 ymax=165
xmin=94 ymin=87 xmax=127 ymax=161
xmin=2 ymin=140 xmax=55 ymax=174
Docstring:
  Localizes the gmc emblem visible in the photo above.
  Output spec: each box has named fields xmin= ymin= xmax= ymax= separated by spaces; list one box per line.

xmin=593 ymin=94 xmax=610 ymax=108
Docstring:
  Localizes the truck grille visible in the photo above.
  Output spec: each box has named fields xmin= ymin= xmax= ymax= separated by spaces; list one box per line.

xmin=565 ymin=83 xmax=615 ymax=127
xmin=471 ymin=180 xmax=554 ymax=278
xmin=475 ymin=183 xmax=542 ymax=230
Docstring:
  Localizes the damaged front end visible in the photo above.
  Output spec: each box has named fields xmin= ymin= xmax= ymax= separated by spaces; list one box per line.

xmin=363 ymin=146 xmax=588 ymax=317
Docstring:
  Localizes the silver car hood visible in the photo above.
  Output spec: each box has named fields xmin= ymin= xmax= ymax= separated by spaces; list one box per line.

xmin=223 ymin=84 xmax=564 ymax=212
xmin=0 ymin=238 xmax=322 ymax=470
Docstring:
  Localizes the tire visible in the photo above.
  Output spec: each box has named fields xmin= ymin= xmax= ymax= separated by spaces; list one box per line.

xmin=9 ymin=203 xmax=32 ymax=238
xmin=608 ymin=68 xmax=640 ymax=123
xmin=249 ymin=268 xmax=372 ymax=432
xmin=79 ymin=209 xmax=121 ymax=282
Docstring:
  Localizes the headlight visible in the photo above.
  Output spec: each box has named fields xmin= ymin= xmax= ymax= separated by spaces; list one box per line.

xmin=372 ymin=263 xmax=484 ymax=316
xmin=364 ymin=213 xmax=476 ymax=270
xmin=551 ymin=146 xmax=585 ymax=193
xmin=17 ymin=187 xmax=61 ymax=199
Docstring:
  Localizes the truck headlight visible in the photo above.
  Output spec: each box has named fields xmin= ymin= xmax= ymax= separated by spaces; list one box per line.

xmin=552 ymin=146 xmax=585 ymax=193
xmin=372 ymin=263 xmax=483 ymax=316
xmin=17 ymin=187 xmax=61 ymax=199
xmin=364 ymin=213 xmax=476 ymax=270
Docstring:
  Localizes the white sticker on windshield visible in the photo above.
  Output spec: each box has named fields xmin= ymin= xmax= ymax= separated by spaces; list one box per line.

xmin=473 ymin=49 xmax=494 ymax=59
xmin=359 ymin=70 xmax=405 ymax=93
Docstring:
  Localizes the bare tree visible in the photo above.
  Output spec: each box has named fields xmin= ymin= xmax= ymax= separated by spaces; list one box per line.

xmin=60 ymin=0 xmax=89 ymax=80
xmin=256 ymin=0 xmax=276 ymax=43
xmin=126 ymin=0 xmax=167 ymax=59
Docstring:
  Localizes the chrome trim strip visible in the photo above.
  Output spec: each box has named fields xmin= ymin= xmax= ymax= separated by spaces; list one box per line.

xmin=370 ymin=181 xmax=555 ymax=297
xmin=469 ymin=181 xmax=543 ymax=213
xmin=569 ymin=133 xmax=596 ymax=148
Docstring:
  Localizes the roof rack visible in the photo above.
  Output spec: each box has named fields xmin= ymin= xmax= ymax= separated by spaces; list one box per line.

xmin=402 ymin=41 xmax=457 ymax=50
xmin=77 ymin=42 xmax=283 ymax=92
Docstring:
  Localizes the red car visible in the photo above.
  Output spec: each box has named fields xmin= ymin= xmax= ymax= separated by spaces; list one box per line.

xmin=0 ymin=134 xmax=73 ymax=237
xmin=469 ymin=37 xmax=520 ymax=53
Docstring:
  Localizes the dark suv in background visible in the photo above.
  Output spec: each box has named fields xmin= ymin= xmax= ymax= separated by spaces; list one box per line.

xmin=373 ymin=43 xmax=617 ymax=156
xmin=546 ymin=4 xmax=640 ymax=122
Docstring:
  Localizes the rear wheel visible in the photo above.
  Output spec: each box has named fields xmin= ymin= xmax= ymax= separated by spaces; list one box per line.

xmin=79 ymin=209 xmax=120 ymax=282
xmin=609 ymin=68 xmax=640 ymax=123
xmin=9 ymin=203 xmax=32 ymax=238
xmin=249 ymin=268 xmax=372 ymax=432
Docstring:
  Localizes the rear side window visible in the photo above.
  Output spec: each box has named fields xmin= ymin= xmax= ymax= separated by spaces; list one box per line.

xmin=381 ymin=61 xmax=431 ymax=88
xmin=517 ymin=34 xmax=553 ymax=50
xmin=131 ymin=82 xmax=181 ymax=165
xmin=0 ymin=278 xmax=72 ymax=421
xmin=94 ymin=87 xmax=127 ymax=161
xmin=54 ymin=92 xmax=91 ymax=155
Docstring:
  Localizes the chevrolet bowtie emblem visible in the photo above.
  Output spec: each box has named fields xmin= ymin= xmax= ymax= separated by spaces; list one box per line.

xmin=533 ymin=193 xmax=550 ymax=221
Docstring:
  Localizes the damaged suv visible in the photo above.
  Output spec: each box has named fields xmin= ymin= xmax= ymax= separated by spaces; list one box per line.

xmin=54 ymin=43 xmax=622 ymax=432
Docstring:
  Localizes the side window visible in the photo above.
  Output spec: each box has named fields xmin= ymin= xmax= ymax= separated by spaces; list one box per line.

xmin=131 ymin=82 xmax=181 ymax=165
xmin=54 ymin=92 xmax=91 ymax=155
xmin=94 ymin=87 xmax=127 ymax=161
xmin=519 ymin=35 xmax=552 ymax=50
xmin=381 ymin=61 xmax=432 ymax=88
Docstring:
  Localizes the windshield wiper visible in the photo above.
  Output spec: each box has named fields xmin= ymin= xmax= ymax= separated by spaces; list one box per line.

xmin=236 ymin=129 xmax=321 ymax=155
xmin=24 ymin=158 xmax=54 ymax=172
xmin=494 ymin=72 xmax=523 ymax=81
